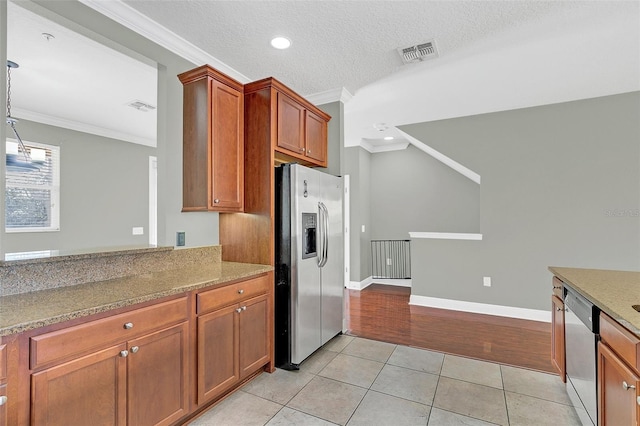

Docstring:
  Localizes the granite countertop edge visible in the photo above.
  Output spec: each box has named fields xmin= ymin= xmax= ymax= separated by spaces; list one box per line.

xmin=0 ymin=261 xmax=273 ymax=337
xmin=549 ymin=266 xmax=640 ymax=336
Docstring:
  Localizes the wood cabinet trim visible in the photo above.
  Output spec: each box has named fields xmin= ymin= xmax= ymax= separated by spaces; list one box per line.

xmin=178 ymin=65 xmax=244 ymax=92
xmin=244 ymin=77 xmax=331 ymax=121
xmin=30 ymin=297 xmax=188 ymax=370
xmin=600 ymin=311 xmax=640 ymax=372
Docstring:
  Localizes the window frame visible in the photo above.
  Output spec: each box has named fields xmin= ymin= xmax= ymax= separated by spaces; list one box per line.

xmin=5 ymin=138 xmax=61 ymax=233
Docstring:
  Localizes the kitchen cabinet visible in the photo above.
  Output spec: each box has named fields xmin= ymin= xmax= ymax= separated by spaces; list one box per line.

xmin=551 ymin=277 xmax=565 ymax=381
xmin=196 ymin=274 xmax=271 ymax=404
xmin=598 ymin=311 xmax=640 ymax=425
xmin=0 ymin=344 xmax=7 ymax=426
xmin=30 ymin=297 xmax=189 ymax=426
xmin=179 ymin=65 xmax=244 ymax=212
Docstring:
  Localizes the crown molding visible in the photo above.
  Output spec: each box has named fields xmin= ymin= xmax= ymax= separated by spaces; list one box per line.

xmin=306 ymin=87 xmax=353 ymax=106
xmin=78 ymin=0 xmax=251 ymax=84
xmin=13 ymin=108 xmax=156 ymax=147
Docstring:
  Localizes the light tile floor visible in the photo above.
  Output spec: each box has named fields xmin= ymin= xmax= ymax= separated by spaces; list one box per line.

xmin=188 ymin=335 xmax=585 ymax=426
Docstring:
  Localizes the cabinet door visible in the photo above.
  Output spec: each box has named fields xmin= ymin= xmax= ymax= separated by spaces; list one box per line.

xmin=127 ymin=322 xmax=189 ymax=426
xmin=551 ymin=295 xmax=566 ymax=381
xmin=277 ymin=93 xmax=305 ymax=155
xmin=239 ymin=294 xmax=270 ymax=378
xmin=211 ymin=79 xmax=244 ymax=211
xmin=305 ymin=110 xmax=327 ymax=166
xmin=31 ymin=344 xmax=127 ymax=426
xmin=598 ymin=341 xmax=640 ymax=426
xmin=197 ymin=304 xmax=239 ymax=404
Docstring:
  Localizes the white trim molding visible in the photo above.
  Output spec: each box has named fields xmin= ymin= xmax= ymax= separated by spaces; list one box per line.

xmin=347 ymin=276 xmax=373 ymax=291
xmin=409 ymin=295 xmax=551 ymax=323
xmin=396 ymin=128 xmax=481 ymax=184
xmin=78 ymin=0 xmax=250 ymax=83
xmin=409 ymin=232 xmax=483 ymax=240
xmin=360 ymin=139 xmax=410 ymax=154
xmin=347 ymin=277 xmax=411 ymax=290
xmin=306 ymin=87 xmax=353 ymax=106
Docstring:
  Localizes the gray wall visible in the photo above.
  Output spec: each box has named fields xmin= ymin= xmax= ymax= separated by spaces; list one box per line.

xmin=317 ymin=101 xmax=343 ymax=177
xmin=370 ymin=145 xmax=480 ymax=239
xmin=343 ymin=146 xmax=372 ymax=282
xmin=1 ymin=0 xmax=219 ymax=254
xmin=400 ymin=92 xmax=640 ymax=311
xmin=4 ymin=120 xmax=153 ymax=252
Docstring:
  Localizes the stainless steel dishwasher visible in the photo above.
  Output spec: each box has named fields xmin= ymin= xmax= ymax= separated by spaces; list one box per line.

xmin=564 ymin=286 xmax=600 ymax=426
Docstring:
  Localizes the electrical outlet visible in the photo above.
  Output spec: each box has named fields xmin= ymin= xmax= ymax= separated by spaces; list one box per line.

xmin=361 ymin=225 xmax=366 ymax=233
xmin=132 ymin=227 xmax=144 ymax=235
xmin=483 ymin=276 xmax=492 ymax=287
xmin=386 ymin=258 xmax=392 ymax=266
xmin=176 ymin=231 xmax=185 ymax=247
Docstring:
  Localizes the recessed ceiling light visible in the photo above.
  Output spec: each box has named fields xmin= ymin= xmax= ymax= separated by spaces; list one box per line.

xmin=384 ymin=136 xmax=394 ymax=140
xmin=271 ymin=36 xmax=291 ymax=50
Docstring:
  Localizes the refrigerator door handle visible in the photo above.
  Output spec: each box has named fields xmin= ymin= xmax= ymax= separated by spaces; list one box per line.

xmin=318 ymin=202 xmax=329 ymax=267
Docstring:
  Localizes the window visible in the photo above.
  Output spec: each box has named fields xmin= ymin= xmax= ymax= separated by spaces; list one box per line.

xmin=5 ymin=139 xmax=60 ymax=232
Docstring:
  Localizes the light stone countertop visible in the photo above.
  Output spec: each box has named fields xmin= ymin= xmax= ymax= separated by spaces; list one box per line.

xmin=549 ymin=267 xmax=640 ymax=336
xmin=0 ymin=261 xmax=272 ymax=337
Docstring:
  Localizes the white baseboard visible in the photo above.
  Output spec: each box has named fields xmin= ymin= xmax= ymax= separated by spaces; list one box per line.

xmin=409 ymin=295 xmax=550 ymax=323
xmin=347 ymin=277 xmax=412 ymax=291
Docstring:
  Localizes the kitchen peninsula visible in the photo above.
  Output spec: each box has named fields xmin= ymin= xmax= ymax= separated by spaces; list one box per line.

xmin=0 ymin=246 xmax=273 ymax=425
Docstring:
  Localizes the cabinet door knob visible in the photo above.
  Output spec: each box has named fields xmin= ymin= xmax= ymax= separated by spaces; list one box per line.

xmin=130 ymin=346 xmax=139 ymax=354
xmin=0 ymin=395 xmax=7 ymax=406
xmin=236 ymin=308 xmax=242 ymax=313
xmin=238 ymin=289 xmax=244 ymax=294
xmin=307 ymin=150 xmax=311 ymax=154
xmin=214 ymin=199 xmax=220 ymax=204
xmin=119 ymin=350 xmax=129 ymax=358
xmin=623 ymin=381 xmax=636 ymax=390
xmin=123 ymin=322 xmax=134 ymax=330
xmin=637 ymin=396 xmax=640 ymax=406
xmin=300 ymin=148 xmax=305 ymax=152
xmin=241 ymin=305 xmax=247 ymax=311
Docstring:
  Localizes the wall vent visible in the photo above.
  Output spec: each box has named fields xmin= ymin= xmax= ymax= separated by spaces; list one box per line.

xmin=397 ymin=39 xmax=438 ymax=64
xmin=127 ymin=100 xmax=156 ymax=112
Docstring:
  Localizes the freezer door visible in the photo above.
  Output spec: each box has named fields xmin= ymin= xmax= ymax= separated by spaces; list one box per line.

xmin=319 ymin=172 xmax=344 ymax=345
xmin=290 ymin=165 xmax=322 ymax=365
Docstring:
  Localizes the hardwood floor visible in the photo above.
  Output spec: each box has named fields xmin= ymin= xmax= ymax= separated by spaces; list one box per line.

xmin=344 ymin=284 xmax=555 ymax=373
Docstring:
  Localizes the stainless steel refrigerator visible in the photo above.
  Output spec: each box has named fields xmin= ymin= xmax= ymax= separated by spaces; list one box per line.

xmin=274 ymin=163 xmax=344 ymax=370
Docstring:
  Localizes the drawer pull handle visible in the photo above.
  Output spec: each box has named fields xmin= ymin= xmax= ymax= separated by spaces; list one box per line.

xmin=236 ymin=308 xmax=242 ymax=313
xmin=238 ymin=289 xmax=244 ymax=294
xmin=130 ymin=346 xmax=139 ymax=354
xmin=214 ymin=199 xmax=220 ymax=204
xmin=119 ymin=350 xmax=129 ymax=358
xmin=123 ymin=322 xmax=134 ymax=330
xmin=553 ymin=285 xmax=562 ymax=289
xmin=241 ymin=306 xmax=247 ymax=311
xmin=623 ymin=381 xmax=636 ymax=390
xmin=0 ymin=395 xmax=7 ymax=406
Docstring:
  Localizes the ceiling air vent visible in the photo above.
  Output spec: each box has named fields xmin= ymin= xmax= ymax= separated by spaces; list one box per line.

xmin=127 ymin=100 xmax=156 ymax=112
xmin=397 ymin=39 xmax=438 ymax=65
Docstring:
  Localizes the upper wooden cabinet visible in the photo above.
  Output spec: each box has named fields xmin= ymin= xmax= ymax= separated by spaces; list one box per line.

xmin=246 ymin=77 xmax=331 ymax=168
xmin=178 ymin=65 xmax=244 ymax=212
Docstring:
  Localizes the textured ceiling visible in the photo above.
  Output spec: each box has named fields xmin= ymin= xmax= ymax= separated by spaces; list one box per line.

xmin=122 ymin=0 xmax=583 ymax=96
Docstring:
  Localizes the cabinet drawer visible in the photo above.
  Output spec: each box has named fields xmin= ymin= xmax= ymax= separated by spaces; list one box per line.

xmin=197 ymin=275 xmax=269 ymax=314
xmin=600 ymin=312 xmax=640 ymax=372
xmin=0 ymin=344 xmax=6 ymax=381
xmin=30 ymin=296 xmax=188 ymax=370
xmin=552 ymin=277 xmax=564 ymax=298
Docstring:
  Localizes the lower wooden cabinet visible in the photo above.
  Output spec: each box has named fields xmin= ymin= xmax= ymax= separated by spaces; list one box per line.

xmin=31 ymin=343 xmax=128 ymax=425
xmin=197 ymin=291 xmax=270 ymax=404
xmin=6 ymin=273 xmax=273 ymax=425
xmin=31 ymin=322 xmax=189 ymax=426
xmin=598 ymin=341 xmax=640 ymax=425
xmin=551 ymin=295 xmax=566 ymax=381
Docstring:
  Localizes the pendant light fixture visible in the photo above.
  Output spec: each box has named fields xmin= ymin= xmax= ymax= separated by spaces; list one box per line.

xmin=6 ymin=60 xmax=39 ymax=172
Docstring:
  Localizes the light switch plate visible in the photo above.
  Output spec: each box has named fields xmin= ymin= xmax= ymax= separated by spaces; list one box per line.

xmin=132 ymin=227 xmax=144 ymax=235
